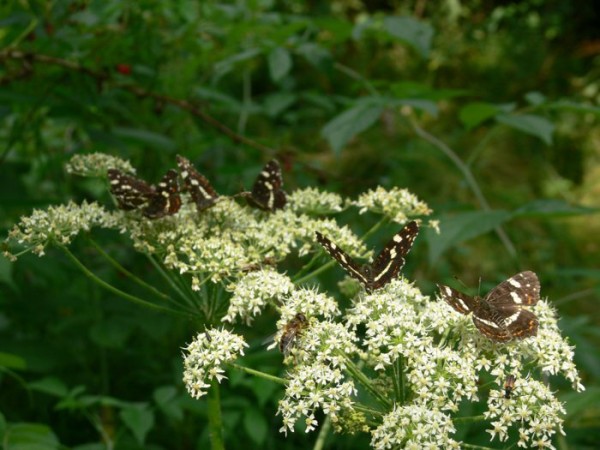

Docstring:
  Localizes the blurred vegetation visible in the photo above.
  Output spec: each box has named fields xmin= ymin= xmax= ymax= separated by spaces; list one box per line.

xmin=1 ymin=0 xmax=599 ymax=448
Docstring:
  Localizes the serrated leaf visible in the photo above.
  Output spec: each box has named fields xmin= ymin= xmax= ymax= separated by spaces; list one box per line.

xmin=496 ymin=113 xmax=554 ymax=145
xmin=321 ymin=104 xmax=383 ymax=155
xmin=426 ymin=210 xmax=513 ymax=263
xmin=0 ymin=351 xmax=26 ymax=370
xmin=268 ymin=47 xmax=292 ymax=82
xmin=243 ymin=407 xmax=268 ymax=446
xmin=514 ymin=199 xmax=597 ymax=218
xmin=383 ymin=16 xmax=433 ymax=58
xmin=120 ymin=405 xmax=154 ymax=445
xmin=29 ymin=377 xmax=68 ymax=397
xmin=459 ymin=102 xmax=502 ymax=129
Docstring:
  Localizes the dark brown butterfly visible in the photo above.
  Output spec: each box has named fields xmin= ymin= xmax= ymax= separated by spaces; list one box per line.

xmin=240 ymin=159 xmax=286 ymax=212
xmin=108 ymin=169 xmax=181 ymax=219
xmin=437 ymin=271 xmax=540 ymax=342
xmin=315 ymin=221 xmax=419 ymax=293
xmin=176 ymin=155 xmax=219 ymax=212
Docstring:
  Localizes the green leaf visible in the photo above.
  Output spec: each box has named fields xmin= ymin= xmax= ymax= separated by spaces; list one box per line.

xmin=3 ymin=423 xmax=60 ymax=450
xmin=321 ymin=103 xmax=383 ymax=155
xmin=296 ymin=43 xmax=332 ymax=70
xmin=0 ymin=255 xmax=17 ymax=292
xmin=547 ymin=100 xmax=600 ymax=116
xmin=524 ymin=91 xmax=546 ymax=106
xmin=112 ymin=127 xmax=176 ymax=151
xmin=89 ymin=321 xmax=132 ymax=348
xmin=514 ymin=199 xmax=598 ymax=218
xmin=154 ymin=386 xmax=184 ymax=421
xmin=263 ymin=92 xmax=297 ymax=117
xmin=249 ymin=376 xmax=280 ymax=407
xmin=459 ymin=102 xmax=502 ymax=129
xmin=0 ymin=351 xmax=26 ymax=370
xmin=120 ymin=405 xmax=154 ymax=445
xmin=213 ymin=48 xmax=261 ymax=79
xmin=29 ymin=377 xmax=68 ymax=397
xmin=268 ymin=47 xmax=292 ymax=82
xmin=495 ymin=113 xmax=554 ymax=145
xmin=427 ymin=210 xmax=513 ymax=263
xmin=243 ymin=407 xmax=268 ymax=446
xmin=383 ymin=16 xmax=434 ymax=58
xmin=560 ymin=386 xmax=600 ymax=420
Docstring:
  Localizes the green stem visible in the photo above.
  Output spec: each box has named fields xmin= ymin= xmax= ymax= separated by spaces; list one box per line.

xmin=88 ymin=238 xmax=170 ymax=301
xmin=396 ymin=355 xmax=405 ymax=403
xmin=145 ymin=254 xmax=191 ymax=306
xmin=334 ymin=62 xmax=380 ymax=97
xmin=359 ymin=217 xmax=389 ymax=243
xmin=293 ymin=260 xmax=336 ymax=285
xmin=291 ymin=252 xmax=323 ymax=281
xmin=454 ymin=415 xmax=486 ymax=423
xmin=462 ymin=444 xmax=497 ymax=450
xmin=313 ymin=415 xmax=331 ymax=450
xmin=353 ymin=404 xmax=384 ymax=417
xmin=60 ymin=246 xmax=184 ymax=316
xmin=207 ymin=381 xmax=225 ymax=450
xmin=410 ymin=120 xmax=517 ymax=258
xmin=343 ymin=356 xmax=391 ymax=408
xmin=227 ymin=363 xmax=288 ymax=385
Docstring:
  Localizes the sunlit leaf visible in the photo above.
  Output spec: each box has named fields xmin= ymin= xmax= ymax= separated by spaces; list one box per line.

xmin=496 ymin=113 xmax=554 ymax=145
xmin=268 ymin=47 xmax=292 ymax=82
xmin=383 ymin=16 xmax=434 ymax=58
xmin=321 ymin=103 xmax=383 ymax=155
xmin=120 ymin=405 xmax=154 ymax=445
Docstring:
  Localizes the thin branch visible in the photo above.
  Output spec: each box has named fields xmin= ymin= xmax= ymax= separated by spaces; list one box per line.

xmin=0 ymin=49 xmax=276 ymax=155
xmin=410 ymin=120 xmax=517 ymax=258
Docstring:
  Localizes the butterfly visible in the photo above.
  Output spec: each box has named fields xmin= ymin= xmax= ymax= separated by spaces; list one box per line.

xmin=315 ymin=221 xmax=419 ymax=293
xmin=437 ymin=271 xmax=540 ymax=342
xmin=176 ymin=155 xmax=219 ymax=212
xmin=240 ymin=159 xmax=286 ymax=212
xmin=108 ymin=168 xmax=181 ymax=219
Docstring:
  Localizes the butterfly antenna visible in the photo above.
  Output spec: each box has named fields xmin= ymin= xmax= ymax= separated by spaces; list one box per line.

xmin=452 ymin=276 xmax=469 ymax=290
xmin=477 ymin=276 xmax=482 ymax=297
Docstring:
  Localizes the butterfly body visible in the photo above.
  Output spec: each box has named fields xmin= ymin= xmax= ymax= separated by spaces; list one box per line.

xmin=176 ymin=155 xmax=219 ymax=212
xmin=316 ymin=221 xmax=419 ymax=293
xmin=241 ymin=160 xmax=286 ymax=212
xmin=438 ymin=271 xmax=540 ymax=342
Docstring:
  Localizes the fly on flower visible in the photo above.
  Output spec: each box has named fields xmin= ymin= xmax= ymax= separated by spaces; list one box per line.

xmin=315 ymin=221 xmax=419 ymax=293
xmin=503 ymin=374 xmax=516 ymax=399
xmin=279 ymin=313 xmax=309 ymax=356
xmin=239 ymin=159 xmax=287 ymax=212
xmin=437 ymin=271 xmax=540 ymax=342
xmin=176 ymin=155 xmax=220 ymax=212
xmin=108 ymin=168 xmax=182 ymax=219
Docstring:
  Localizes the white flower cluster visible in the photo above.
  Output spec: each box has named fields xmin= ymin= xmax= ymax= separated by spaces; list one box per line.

xmin=485 ymin=377 xmax=566 ymax=449
xmin=350 ymin=186 xmax=432 ymax=224
xmin=287 ymin=187 xmax=343 ymax=215
xmin=182 ymin=328 xmax=248 ymax=399
xmin=371 ymin=403 xmax=459 ymax=449
xmin=65 ymin=152 xmax=135 ymax=177
xmin=223 ymin=268 xmax=295 ymax=324
xmin=4 ymin=201 xmax=119 ymax=259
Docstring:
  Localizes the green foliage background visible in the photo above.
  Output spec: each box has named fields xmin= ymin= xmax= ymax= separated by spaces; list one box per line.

xmin=1 ymin=0 xmax=599 ymax=448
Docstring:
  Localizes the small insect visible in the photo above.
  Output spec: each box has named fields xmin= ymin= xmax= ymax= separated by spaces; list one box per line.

xmin=176 ymin=155 xmax=219 ymax=212
xmin=503 ymin=374 xmax=516 ymax=399
xmin=108 ymin=168 xmax=181 ymax=219
xmin=279 ymin=313 xmax=309 ymax=356
xmin=240 ymin=159 xmax=286 ymax=212
xmin=437 ymin=271 xmax=540 ymax=342
xmin=315 ymin=221 xmax=419 ymax=293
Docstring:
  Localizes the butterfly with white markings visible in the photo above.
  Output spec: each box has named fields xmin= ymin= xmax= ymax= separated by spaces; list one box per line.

xmin=315 ymin=221 xmax=419 ymax=293
xmin=240 ymin=159 xmax=286 ymax=212
xmin=108 ymin=169 xmax=181 ymax=219
xmin=437 ymin=271 xmax=540 ymax=342
xmin=176 ymin=155 xmax=219 ymax=212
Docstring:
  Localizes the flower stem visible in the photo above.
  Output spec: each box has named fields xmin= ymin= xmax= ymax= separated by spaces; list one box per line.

xmin=454 ymin=415 xmax=486 ymax=423
xmin=88 ymin=237 xmax=170 ymax=301
xmin=207 ymin=381 xmax=225 ymax=450
xmin=293 ymin=260 xmax=336 ymax=285
xmin=227 ymin=363 xmax=288 ymax=385
xmin=60 ymin=245 xmax=184 ymax=316
xmin=313 ymin=416 xmax=331 ymax=450
xmin=462 ymin=444 xmax=497 ymax=450
xmin=343 ymin=356 xmax=391 ymax=408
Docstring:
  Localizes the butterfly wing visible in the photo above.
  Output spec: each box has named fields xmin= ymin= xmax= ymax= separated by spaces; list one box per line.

xmin=143 ymin=169 xmax=182 ymax=219
xmin=176 ymin=155 xmax=219 ymax=211
xmin=108 ymin=169 xmax=155 ymax=210
xmin=315 ymin=231 xmax=369 ymax=288
xmin=485 ymin=271 xmax=540 ymax=307
xmin=437 ymin=284 xmax=478 ymax=315
xmin=248 ymin=159 xmax=286 ymax=211
xmin=370 ymin=221 xmax=419 ymax=290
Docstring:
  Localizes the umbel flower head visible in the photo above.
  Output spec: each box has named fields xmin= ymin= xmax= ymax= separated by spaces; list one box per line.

xmin=4 ymin=153 xmax=584 ymax=450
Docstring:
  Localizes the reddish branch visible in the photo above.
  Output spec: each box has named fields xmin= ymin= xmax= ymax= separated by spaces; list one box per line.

xmin=0 ymin=49 xmax=276 ymax=155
